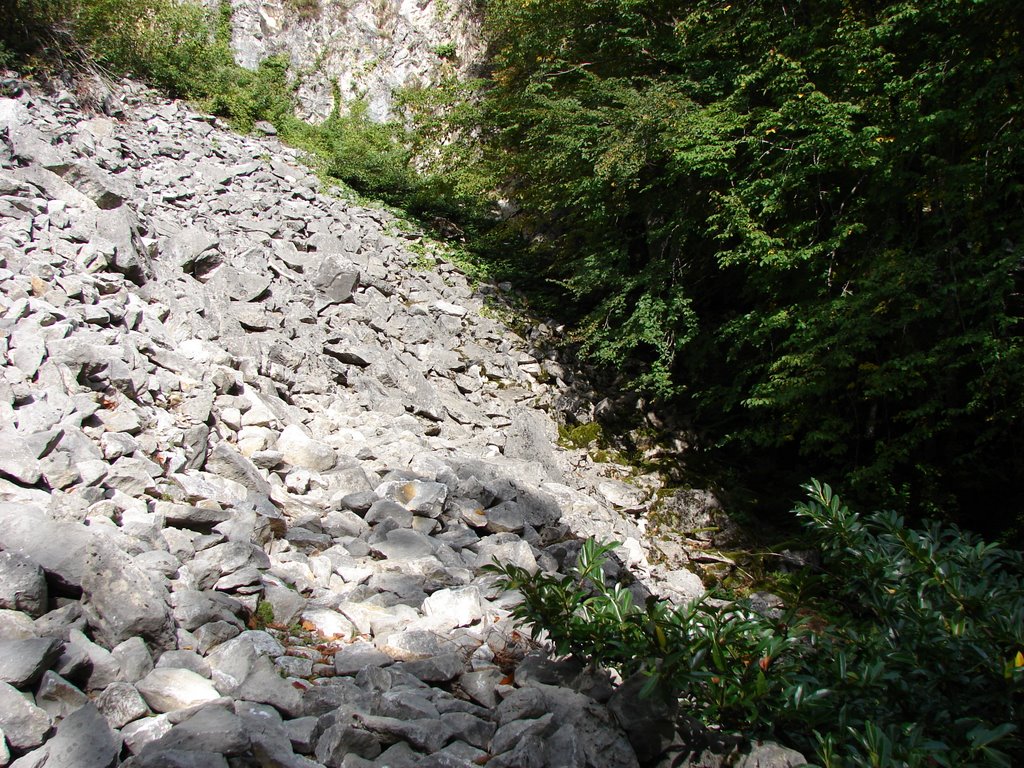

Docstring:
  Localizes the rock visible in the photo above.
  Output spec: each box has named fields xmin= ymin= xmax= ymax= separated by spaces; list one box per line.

xmin=276 ymin=424 xmax=337 ymax=471
xmin=24 ymin=703 xmax=119 ymax=768
xmin=333 ymin=642 xmax=393 ymax=676
xmin=142 ymin=706 xmax=250 ymax=756
xmin=0 ymin=637 xmax=62 ymax=688
xmin=312 ymin=256 xmax=360 ymax=305
xmin=95 ymin=681 xmax=150 ymax=729
xmin=734 ymin=742 xmax=808 ymax=768
xmin=608 ymin=672 xmax=678 ymax=764
xmin=230 ymin=655 xmax=303 ymax=717
xmin=0 ymin=550 xmax=48 ymax=617
xmin=421 ymin=587 xmax=485 ymax=630
xmin=203 ymin=443 xmax=272 ymax=497
xmin=0 ymin=504 xmax=95 ymax=590
xmin=136 ymin=668 xmax=221 ymax=713
xmin=34 ymin=671 xmax=88 ymax=721
xmin=80 ymin=540 xmax=175 ymax=650
xmin=0 ymin=680 xmax=50 ymax=749
xmin=314 ymin=724 xmax=382 ymax=765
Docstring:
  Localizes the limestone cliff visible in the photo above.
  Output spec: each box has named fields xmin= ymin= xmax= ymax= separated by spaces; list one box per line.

xmin=218 ymin=0 xmax=484 ymax=122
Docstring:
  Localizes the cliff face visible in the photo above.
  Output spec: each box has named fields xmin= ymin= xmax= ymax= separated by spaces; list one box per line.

xmin=219 ymin=0 xmax=484 ymax=122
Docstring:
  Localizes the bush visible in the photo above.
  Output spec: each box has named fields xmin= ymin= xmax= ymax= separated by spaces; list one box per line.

xmin=488 ymin=483 xmax=1024 ymax=766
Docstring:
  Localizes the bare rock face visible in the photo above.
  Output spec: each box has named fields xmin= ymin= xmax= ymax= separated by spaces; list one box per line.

xmin=218 ymin=0 xmax=485 ymax=122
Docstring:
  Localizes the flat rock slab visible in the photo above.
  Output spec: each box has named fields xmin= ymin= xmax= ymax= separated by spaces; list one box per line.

xmin=0 ymin=679 xmax=51 ymax=749
xmin=27 ymin=702 xmax=120 ymax=768
xmin=137 ymin=668 xmax=222 ymax=713
xmin=0 ymin=637 xmax=62 ymax=688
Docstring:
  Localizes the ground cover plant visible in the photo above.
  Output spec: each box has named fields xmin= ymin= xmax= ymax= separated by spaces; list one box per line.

xmin=487 ymin=482 xmax=1024 ymax=766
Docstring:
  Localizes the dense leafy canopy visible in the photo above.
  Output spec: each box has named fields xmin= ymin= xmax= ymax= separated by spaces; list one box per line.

xmin=464 ymin=0 xmax=1024 ymax=530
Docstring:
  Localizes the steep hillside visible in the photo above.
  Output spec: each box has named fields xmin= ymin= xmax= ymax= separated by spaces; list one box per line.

xmin=0 ymin=77 xmax=809 ymax=767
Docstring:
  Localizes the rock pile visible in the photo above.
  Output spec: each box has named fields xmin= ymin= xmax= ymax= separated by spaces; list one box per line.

xmin=0 ymin=76 xmax=804 ymax=768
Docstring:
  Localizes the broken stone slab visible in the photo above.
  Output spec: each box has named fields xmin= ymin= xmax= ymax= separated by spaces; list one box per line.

xmin=203 ymin=443 xmax=272 ymax=498
xmin=374 ymin=479 xmax=448 ymax=517
xmin=0 ymin=679 xmax=51 ymax=750
xmin=35 ymin=670 xmax=89 ymax=722
xmin=0 ymin=637 xmax=61 ymax=688
xmin=0 ymin=504 xmax=95 ymax=591
xmin=21 ymin=702 xmax=120 ymax=768
xmin=0 ymin=551 xmax=48 ymax=617
xmin=276 ymin=424 xmax=337 ymax=472
xmin=80 ymin=539 xmax=176 ymax=651
xmin=136 ymin=668 xmax=222 ymax=713
xmin=312 ymin=256 xmax=360 ymax=306
xmin=140 ymin=705 xmax=250 ymax=757
xmin=95 ymin=680 xmax=151 ymax=729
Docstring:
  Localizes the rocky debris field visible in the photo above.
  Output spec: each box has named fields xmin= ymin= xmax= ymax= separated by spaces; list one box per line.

xmin=0 ymin=77 xmax=804 ymax=768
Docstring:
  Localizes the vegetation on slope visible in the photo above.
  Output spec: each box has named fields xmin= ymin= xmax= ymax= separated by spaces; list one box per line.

xmin=443 ymin=0 xmax=1024 ymax=536
xmin=489 ymin=484 xmax=1024 ymax=766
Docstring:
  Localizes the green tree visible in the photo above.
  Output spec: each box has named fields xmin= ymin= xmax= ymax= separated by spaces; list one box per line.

xmin=457 ymin=0 xmax=1024 ymax=529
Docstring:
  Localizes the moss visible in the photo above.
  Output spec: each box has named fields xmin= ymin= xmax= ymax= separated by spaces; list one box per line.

xmin=558 ymin=421 xmax=603 ymax=450
xmin=251 ymin=601 xmax=275 ymax=629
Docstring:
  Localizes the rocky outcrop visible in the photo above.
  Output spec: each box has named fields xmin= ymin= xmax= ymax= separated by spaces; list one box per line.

xmin=216 ymin=0 xmax=484 ymax=122
xmin=0 ymin=75 xmax=803 ymax=768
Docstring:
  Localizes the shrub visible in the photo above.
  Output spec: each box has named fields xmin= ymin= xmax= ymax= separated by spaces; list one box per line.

xmin=488 ymin=483 xmax=1024 ymax=766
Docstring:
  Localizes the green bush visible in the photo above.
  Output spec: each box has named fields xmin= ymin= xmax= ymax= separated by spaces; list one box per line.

xmin=488 ymin=483 xmax=1024 ymax=766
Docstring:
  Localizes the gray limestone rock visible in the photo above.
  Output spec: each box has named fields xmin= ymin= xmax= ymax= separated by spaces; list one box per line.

xmin=80 ymin=540 xmax=175 ymax=651
xmin=276 ymin=424 xmax=337 ymax=472
xmin=95 ymin=681 xmax=150 ymax=729
xmin=0 ymin=504 xmax=95 ymax=591
xmin=312 ymin=257 xmax=360 ymax=306
xmin=203 ymin=443 xmax=272 ymax=498
xmin=314 ymin=724 xmax=382 ymax=766
xmin=34 ymin=671 xmax=88 ymax=721
xmin=608 ymin=671 xmax=678 ymax=764
xmin=24 ymin=703 xmax=120 ymax=768
xmin=0 ymin=680 xmax=51 ymax=749
xmin=0 ymin=637 xmax=62 ymax=688
xmin=142 ymin=706 xmax=250 ymax=756
xmin=136 ymin=668 xmax=221 ymax=713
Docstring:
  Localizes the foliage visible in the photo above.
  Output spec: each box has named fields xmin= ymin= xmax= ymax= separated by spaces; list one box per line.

xmin=432 ymin=43 xmax=457 ymax=60
xmin=454 ymin=0 xmax=1024 ymax=532
xmin=488 ymin=484 xmax=1024 ymax=766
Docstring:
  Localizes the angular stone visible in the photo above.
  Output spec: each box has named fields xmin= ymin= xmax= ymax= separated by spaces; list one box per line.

xmin=375 ymin=479 xmax=448 ymax=517
xmin=28 ymin=702 xmax=119 ymax=768
xmin=354 ymin=714 xmax=453 ymax=754
xmin=0 ymin=680 xmax=50 ymax=749
xmin=314 ymin=724 xmax=382 ymax=765
xmin=299 ymin=609 xmax=355 ymax=641
xmin=421 ymin=587 xmax=485 ymax=630
xmin=0 ymin=504 xmax=95 ymax=590
xmin=35 ymin=671 xmax=88 ymax=721
xmin=136 ymin=668 xmax=221 ymax=713
xmin=231 ymin=655 xmax=302 ymax=717
xmin=734 ymin=742 xmax=808 ymax=767
xmin=333 ymin=642 xmax=392 ymax=676
xmin=312 ymin=256 xmax=360 ymax=305
xmin=80 ymin=539 xmax=175 ymax=650
xmin=95 ymin=681 xmax=150 ymax=729
xmin=377 ymin=630 xmax=457 ymax=662
xmin=276 ymin=424 xmax=337 ymax=471
xmin=203 ymin=443 xmax=272 ymax=497
xmin=371 ymin=529 xmax=436 ymax=561
xmin=0 ymin=637 xmax=61 ymax=688
xmin=143 ymin=706 xmax=250 ymax=756
xmin=364 ymin=499 xmax=413 ymax=528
